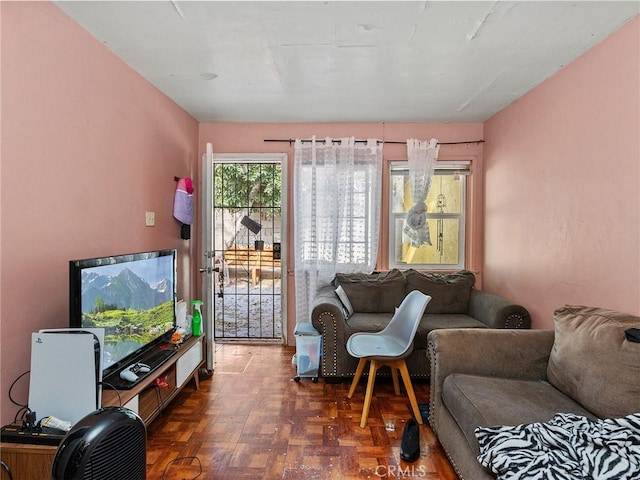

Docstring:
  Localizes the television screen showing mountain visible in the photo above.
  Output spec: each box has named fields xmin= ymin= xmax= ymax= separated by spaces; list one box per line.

xmin=79 ymin=256 xmax=174 ymax=368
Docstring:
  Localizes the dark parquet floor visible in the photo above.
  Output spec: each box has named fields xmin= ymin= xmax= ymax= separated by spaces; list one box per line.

xmin=146 ymin=343 xmax=457 ymax=479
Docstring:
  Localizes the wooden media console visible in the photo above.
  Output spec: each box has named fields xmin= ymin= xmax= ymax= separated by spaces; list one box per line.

xmin=0 ymin=335 xmax=205 ymax=480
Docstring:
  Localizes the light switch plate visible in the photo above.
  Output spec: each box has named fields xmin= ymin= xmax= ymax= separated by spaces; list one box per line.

xmin=145 ymin=211 xmax=155 ymax=226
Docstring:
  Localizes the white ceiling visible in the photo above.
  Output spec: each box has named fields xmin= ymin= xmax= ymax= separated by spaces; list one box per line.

xmin=55 ymin=1 xmax=639 ymax=123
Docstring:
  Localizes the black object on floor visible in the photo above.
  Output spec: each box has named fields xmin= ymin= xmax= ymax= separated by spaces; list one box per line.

xmin=418 ymin=403 xmax=430 ymax=424
xmin=400 ymin=418 xmax=420 ymax=462
xmin=625 ymin=328 xmax=640 ymax=343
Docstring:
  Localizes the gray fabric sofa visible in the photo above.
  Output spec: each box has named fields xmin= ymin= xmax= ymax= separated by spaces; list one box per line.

xmin=310 ymin=269 xmax=531 ymax=381
xmin=428 ymin=305 xmax=640 ymax=480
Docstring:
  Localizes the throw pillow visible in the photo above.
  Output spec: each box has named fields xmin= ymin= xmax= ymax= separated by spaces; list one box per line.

xmin=334 ymin=285 xmax=354 ymax=319
xmin=404 ymin=269 xmax=475 ymax=314
xmin=547 ymin=305 xmax=640 ymax=419
xmin=334 ymin=269 xmax=407 ymax=313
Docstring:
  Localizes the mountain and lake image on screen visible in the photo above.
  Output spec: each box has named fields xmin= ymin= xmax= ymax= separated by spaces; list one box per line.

xmin=78 ymin=255 xmax=175 ymax=370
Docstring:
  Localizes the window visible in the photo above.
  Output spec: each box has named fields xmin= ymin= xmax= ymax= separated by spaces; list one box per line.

xmin=293 ymin=138 xmax=382 ymax=325
xmin=389 ymin=161 xmax=468 ymax=270
xmin=296 ymin=160 xmax=379 ymax=270
xmin=294 ymin=140 xmax=382 ymax=274
xmin=334 ymin=168 xmax=371 ymax=267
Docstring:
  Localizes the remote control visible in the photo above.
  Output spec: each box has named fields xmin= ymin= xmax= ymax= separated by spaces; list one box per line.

xmin=120 ymin=368 xmax=138 ymax=382
xmin=119 ymin=363 xmax=152 ymax=382
xmin=132 ymin=363 xmax=151 ymax=374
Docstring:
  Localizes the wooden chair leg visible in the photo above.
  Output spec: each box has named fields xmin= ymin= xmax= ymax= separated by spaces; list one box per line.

xmin=349 ymin=357 xmax=420 ymax=428
xmin=347 ymin=358 xmax=367 ymax=399
xmin=360 ymin=359 xmax=379 ymax=428
xmin=391 ymin=366 xmax=400 ymax=395
xmin=397 ymin=359 xmax=423 ymax=424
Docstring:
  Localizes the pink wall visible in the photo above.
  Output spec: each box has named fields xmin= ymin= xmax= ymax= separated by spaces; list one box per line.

xmin=5 ymin=0 xmax=634 ymax=429
xmin=0 ymin=3 xmax=198 ymax=425
xmin=483 ymin=17 xmax=640 ymax=329
xmin=197 ymin=122 xmax=484 ymax=343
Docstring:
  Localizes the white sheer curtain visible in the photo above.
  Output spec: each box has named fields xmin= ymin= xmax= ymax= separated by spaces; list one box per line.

xmin=293 ymin=136 xmax=383 ymax=323
xmin=403 ymin=138 xmax=440 ymax=247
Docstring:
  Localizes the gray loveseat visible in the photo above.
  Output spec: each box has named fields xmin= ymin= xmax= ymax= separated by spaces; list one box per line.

xmin=428 ymin=305 xmax=640 ymax=480
xmin=311 ymin=269 xmax=531 ymax=381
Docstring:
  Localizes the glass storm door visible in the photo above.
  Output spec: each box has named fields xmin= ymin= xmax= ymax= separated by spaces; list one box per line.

xmin=202 ymin=153 xmax=287 ymax=345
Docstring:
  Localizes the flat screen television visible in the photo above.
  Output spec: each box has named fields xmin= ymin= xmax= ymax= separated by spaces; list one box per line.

xmin=69 ymin=249 xmax=177 ymax=379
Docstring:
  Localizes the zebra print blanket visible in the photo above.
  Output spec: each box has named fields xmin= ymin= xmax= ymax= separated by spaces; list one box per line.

xmin=475 ymin=412 xmax=640 ymax=480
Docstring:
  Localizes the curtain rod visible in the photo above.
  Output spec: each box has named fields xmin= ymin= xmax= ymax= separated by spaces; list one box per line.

xmin=263 ymin=138 xmax=484 ymax=146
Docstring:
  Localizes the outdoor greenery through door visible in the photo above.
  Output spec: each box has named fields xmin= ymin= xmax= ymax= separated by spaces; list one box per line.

xmin=208 ymin=155 xmax=285 ymax=341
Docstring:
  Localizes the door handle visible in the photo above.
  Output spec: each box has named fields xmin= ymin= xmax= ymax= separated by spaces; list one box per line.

xmin=199 ymin=267 xmax=220 ymax=274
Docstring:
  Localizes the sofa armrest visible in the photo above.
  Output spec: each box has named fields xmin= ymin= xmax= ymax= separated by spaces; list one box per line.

xmin=311 ymin=285 xmax=348 ymax=377
xmin=427 ymin=328 xmax=555 ymax=434
xmin=468 ymin=290 xmax=531 ymax=329
xmin=428 ymin=328 xmax=555 ymax=384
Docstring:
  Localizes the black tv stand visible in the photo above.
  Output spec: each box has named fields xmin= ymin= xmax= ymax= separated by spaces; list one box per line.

xmin=103 ymin=343 xmax=178 ymax=390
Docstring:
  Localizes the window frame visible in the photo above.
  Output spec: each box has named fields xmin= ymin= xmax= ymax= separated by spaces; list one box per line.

xmin=388 ymin=160 xmax=470 ymax=271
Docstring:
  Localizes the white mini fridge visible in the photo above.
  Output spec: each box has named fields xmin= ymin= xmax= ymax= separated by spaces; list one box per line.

xmin=293 ymin=322 xmax=321 ymax=383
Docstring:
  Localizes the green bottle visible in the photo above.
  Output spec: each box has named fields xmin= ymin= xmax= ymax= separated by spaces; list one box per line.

xmin=191 ymin=300 xmax=203 ymax=336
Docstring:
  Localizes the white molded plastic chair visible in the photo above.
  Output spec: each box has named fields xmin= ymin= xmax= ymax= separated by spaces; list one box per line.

xmin=346 ymin=290 xmax=431 ymax=428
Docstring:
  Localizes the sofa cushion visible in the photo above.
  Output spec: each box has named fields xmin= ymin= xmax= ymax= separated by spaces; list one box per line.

xmin=442 ymin=373 xmax=596 ymax=456
xmin=346 ymin=313 xmax=486 ymax=350
xmin=344 ymin=312 xmax=395 ymax=343
xmin=334 ymin=269 xmax=406 ymax=313
xmin=415 ymin=314 xmax=486 ymax=349
xmin=547 ymin=305 xmax=640 ymax=419
xmin=404 ymin=269 xmax=475 ymax=314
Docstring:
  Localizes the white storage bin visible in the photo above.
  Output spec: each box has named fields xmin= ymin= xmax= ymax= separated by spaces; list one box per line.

xmin=293 ymin=322 xmax=321 ymax=382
